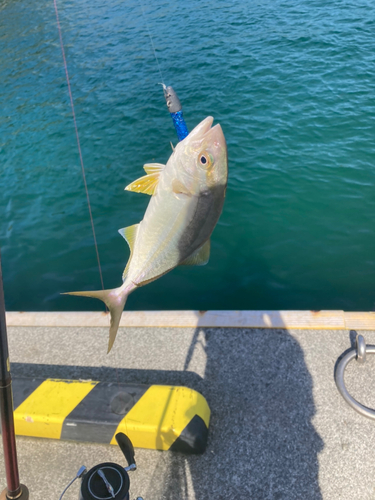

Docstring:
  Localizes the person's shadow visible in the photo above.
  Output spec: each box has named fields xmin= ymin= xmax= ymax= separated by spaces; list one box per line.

xmin=146 ymin=318 xmax=324 ymax=499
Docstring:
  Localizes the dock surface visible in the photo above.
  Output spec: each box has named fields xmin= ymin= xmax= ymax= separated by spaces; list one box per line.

xmin=2 ymin=319 xmax=375 ymax=499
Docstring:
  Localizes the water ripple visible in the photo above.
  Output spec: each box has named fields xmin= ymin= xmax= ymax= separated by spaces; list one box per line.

xmin=1 ymin=0 xmax=375 ymax=311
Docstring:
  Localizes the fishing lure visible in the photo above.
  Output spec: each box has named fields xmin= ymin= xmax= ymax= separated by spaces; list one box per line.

xmin=163 ymin=85 xmax=189 ymax=141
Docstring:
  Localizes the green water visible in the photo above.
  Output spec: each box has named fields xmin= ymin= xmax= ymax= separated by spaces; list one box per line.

xmin=1 ymin=0 xmax=375 ymax=312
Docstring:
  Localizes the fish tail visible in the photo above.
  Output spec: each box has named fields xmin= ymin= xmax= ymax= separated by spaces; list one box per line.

xmin=62 ymin=287 xmax=128 ymax=353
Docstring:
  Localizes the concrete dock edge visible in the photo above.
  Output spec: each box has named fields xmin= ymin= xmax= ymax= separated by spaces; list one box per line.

xmin=5 ymin=310 xmax=375 ymax=329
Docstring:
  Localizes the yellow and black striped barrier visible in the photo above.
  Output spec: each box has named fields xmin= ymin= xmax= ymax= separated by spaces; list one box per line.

xmin=10 ymin=378 xmax=210 ymax=453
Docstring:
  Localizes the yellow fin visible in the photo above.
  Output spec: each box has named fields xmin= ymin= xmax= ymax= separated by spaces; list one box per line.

xmin=143 ymin=163 xmax=165 ymax=174
xmin=125 ymin=172 xmax=161 ymax=195
xmin=180 ymin=239 xmax=210 ymax=266
xmin=172 ymin=178 xmax=192 ymax=196
xmin=118 ymin=223 xmax=139 ymax=280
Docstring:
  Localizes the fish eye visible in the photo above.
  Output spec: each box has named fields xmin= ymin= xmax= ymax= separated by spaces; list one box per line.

xmin=198 ymin=151 xmax=213 ymax=169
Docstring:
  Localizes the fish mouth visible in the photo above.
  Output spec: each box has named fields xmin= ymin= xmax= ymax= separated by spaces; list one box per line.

xmin=188 ymin=116 xmax=214 ymax=141
xmin=202 ymin=123 xmax=224 ymax=145
xmin=186 ymin=116 xmax=225 ymax=147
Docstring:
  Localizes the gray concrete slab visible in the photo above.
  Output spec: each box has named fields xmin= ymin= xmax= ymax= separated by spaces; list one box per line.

xmin=1 ymin=325 xmax=375 ymax=499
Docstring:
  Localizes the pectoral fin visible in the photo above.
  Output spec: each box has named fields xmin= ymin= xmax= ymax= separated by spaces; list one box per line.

xmin=180 ymin=239 xmax=210 ymax=266
xmin=125 ymin=172 xmax=160 ymax=195
xmin=118 ymin=223 xmax=140 ymax=280
xmin=125 ymin=164 xmax=165 ymax=195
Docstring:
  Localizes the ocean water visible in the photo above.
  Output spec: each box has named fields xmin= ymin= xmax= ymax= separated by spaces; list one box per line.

xmin=1 ymin=0 xmax=375 ymax=312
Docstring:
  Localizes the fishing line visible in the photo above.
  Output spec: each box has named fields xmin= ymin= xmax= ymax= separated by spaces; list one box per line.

xmin=53 ymin=4 xmax=134 ymax=450
xmin=53 ymin=4 xmax=128 ymax=447
xmin=138 ymin=0 xmax=165 ymax=85
xmin=53 ymin=0 xmax=105 ymax=294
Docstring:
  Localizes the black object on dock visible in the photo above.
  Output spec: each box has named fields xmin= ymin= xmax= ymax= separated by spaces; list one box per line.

xmin=0 ymin=250 xmax=29 ymax=500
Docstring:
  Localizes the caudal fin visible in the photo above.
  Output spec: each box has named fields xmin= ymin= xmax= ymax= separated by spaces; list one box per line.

xmin=62 ymin=288 xmax=128 ymax=353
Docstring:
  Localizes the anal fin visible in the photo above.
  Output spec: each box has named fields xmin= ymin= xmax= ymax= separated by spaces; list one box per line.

xmin=180 ymin=239 xmax=210 ymax=266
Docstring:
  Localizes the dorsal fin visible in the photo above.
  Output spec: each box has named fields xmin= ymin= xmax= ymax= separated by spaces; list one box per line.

xmin=118 ymin=223 xmax=139 ymax=280
xmin=180 ymin=239 xmax=210 ymax=266
xmin=143 ymin=163 xmax=165 ymax=174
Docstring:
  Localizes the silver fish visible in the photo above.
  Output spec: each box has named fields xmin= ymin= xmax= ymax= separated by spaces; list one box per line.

xmin=64 ymin=116 xmax=228 ymax=352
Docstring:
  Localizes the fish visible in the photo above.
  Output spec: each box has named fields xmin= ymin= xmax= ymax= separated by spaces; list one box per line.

xmin=64 ymin=116 xmax=228 ymax=353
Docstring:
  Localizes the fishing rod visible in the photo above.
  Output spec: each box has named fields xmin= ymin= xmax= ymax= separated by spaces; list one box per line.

xmin=0 ymin=250 xmax=29 ymax=500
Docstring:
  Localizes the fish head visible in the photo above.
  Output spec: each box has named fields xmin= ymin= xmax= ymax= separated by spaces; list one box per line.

xmin=173 ymin=116 xmax=228 ymax=193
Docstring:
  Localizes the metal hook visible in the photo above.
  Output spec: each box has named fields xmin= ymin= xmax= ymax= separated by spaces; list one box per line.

xmin=335 ymin=334 xmax=375 ymax=420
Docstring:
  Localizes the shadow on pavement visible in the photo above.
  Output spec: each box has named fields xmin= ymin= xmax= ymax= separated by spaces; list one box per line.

xmin=10 ymin=363 xmax=204 ymax=388
xmin=148 ymin=322 xmax=324 ymax=499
